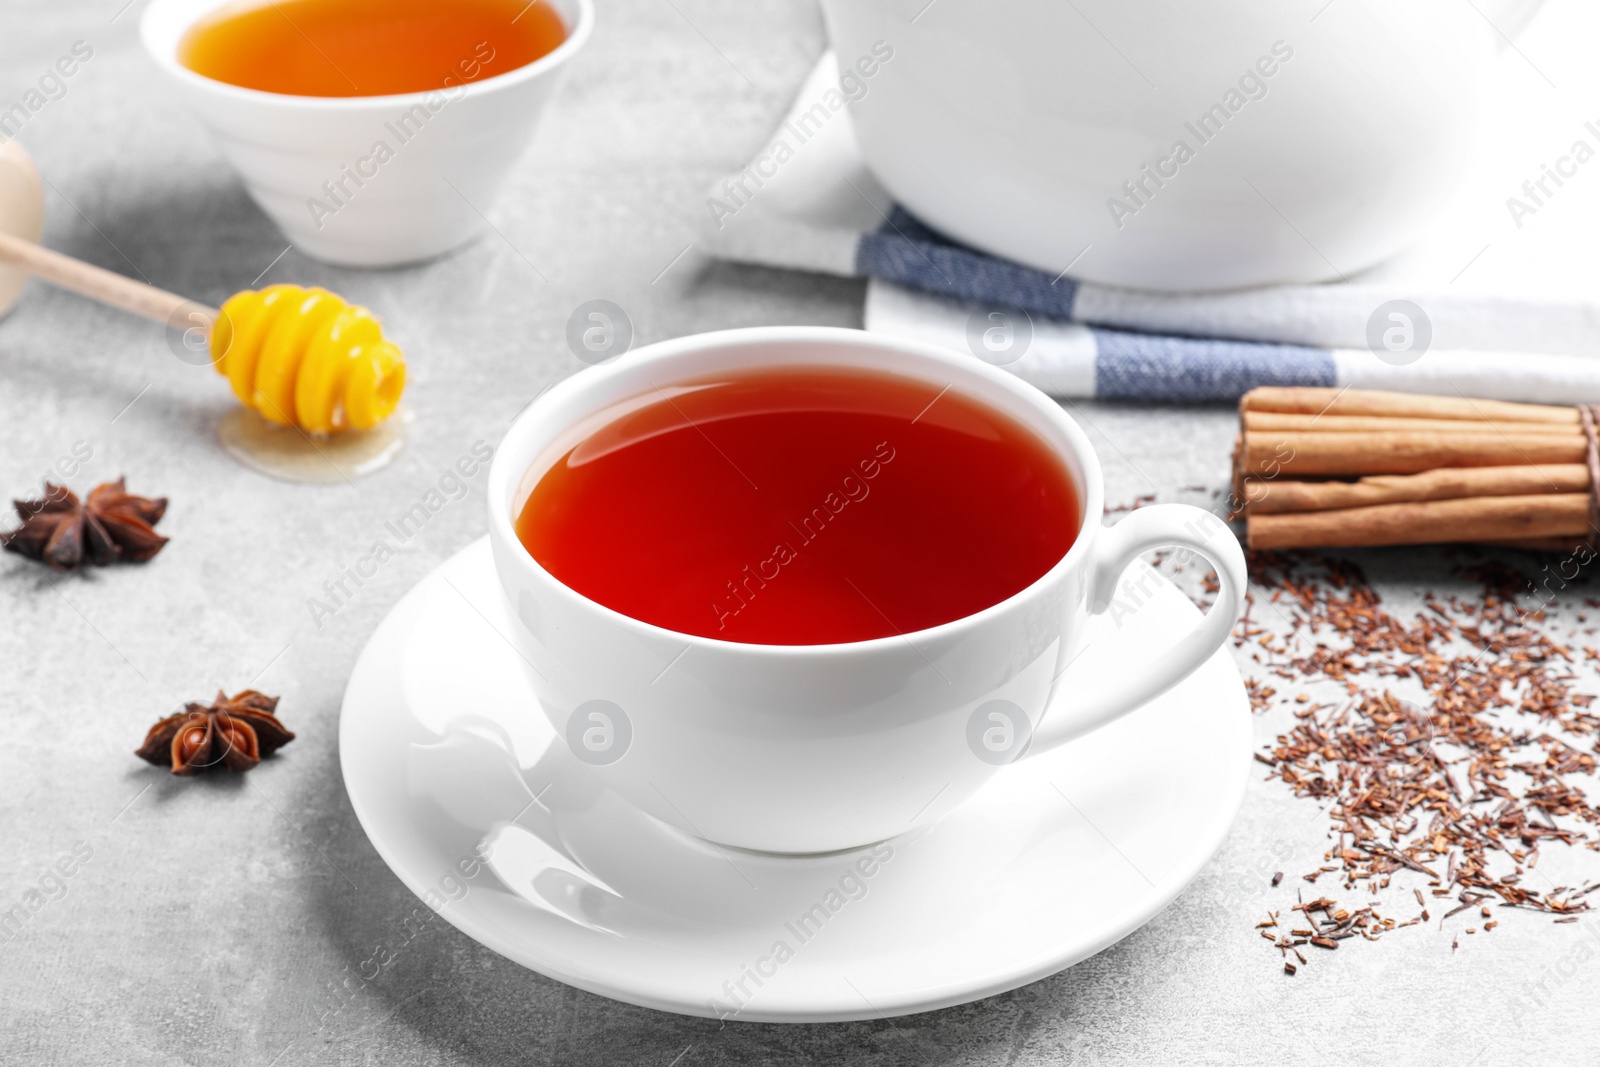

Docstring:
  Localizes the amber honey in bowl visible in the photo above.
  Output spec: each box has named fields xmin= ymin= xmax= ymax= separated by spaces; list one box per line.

xmin=178 ymin=0 xmax=568 ymax=97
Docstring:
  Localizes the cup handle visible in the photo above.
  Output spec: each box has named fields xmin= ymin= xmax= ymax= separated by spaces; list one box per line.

xmin=1026 ymin=504 xmax=1246 ymax=756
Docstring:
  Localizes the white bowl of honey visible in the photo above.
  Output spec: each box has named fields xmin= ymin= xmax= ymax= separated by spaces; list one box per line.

xmin=141 ymin=0 xmax=592 ymax=267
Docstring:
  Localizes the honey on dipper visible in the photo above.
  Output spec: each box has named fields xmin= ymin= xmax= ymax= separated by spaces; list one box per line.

xmin=203 ymin=286 xmax=411 ymax=483
xmin=211 ymin=285 xmax=405 ymax=435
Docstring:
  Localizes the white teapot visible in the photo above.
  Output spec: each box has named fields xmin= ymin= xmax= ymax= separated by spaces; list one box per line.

xmin=820 ymin=0 xmax=1546 ymax=291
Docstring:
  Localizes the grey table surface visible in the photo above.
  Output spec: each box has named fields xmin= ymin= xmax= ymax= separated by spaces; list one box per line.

xmin=3 ymin=1 xmax=1599 ymax=1064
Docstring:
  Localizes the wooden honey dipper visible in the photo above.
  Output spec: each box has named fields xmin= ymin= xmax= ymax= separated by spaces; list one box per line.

xmin=0 ymin=141 xmax=405 ymax=435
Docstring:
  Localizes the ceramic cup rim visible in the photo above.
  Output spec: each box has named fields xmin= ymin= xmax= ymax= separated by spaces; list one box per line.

xmin=487 ymin=326 xmax=1107 ymax=658
xmin=139 ymin=0 xmax=595 ymax=110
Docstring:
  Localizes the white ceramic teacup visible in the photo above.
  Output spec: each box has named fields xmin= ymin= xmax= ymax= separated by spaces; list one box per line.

xmin=488 ymin=327 xmax=1247 ymax=853
xmin=140 ymin=0 xmax=592 ymax=267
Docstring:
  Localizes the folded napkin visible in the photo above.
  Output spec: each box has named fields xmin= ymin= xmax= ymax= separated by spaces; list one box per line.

xmin=702 ymin=48 xmax=1600 ymax=404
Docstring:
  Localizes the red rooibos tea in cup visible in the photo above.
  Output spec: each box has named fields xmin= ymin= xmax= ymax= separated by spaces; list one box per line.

xmin=516 ymin=366 xmax=1081 ymax=644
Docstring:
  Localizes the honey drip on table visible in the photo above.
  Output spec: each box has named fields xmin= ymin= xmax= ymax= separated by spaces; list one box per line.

xmin=217 ymin=405 xmax=412 ymax=485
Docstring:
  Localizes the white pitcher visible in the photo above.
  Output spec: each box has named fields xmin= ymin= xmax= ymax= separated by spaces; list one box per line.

xmin=820 ymin=0 xmax=1546 ymax=291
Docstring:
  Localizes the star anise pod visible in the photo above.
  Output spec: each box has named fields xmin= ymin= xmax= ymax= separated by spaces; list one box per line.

xmin=1 ymin=478 xmax=168 ymax=571
xmin=135 ymin=690 xmax=295 ymax=775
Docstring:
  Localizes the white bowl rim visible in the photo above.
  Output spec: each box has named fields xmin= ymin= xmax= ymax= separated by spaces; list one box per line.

xmin=488 ymin=325 xmax=1108 ymax=658
xmin=139 ymin=0 xmax=595 ymax=109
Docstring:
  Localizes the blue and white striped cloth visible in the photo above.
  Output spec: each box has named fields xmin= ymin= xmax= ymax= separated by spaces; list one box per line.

xmin=865 ymin=278 xmax=1600 ymax=405
xmin=700 ymin=53 xmax=1600 ymax=404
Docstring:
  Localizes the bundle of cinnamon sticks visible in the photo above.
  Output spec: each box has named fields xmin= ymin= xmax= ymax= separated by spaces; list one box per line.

xmin=1230 ymin=387 xmax=1599 ymax=552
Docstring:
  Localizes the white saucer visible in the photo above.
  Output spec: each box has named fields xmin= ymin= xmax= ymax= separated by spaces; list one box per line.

xmin=339 ymin=538 xmax=1251 ymax=1022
